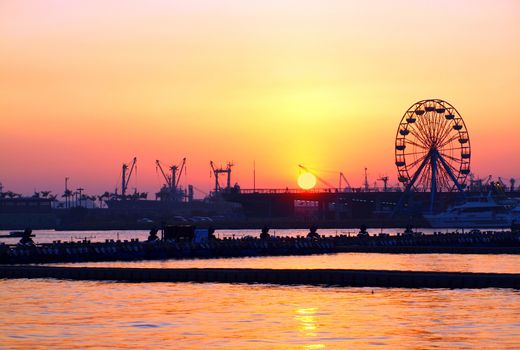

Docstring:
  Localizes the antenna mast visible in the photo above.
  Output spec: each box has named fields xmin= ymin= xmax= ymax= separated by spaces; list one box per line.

xmin=364 ymin=167 xmax=369 ymax=192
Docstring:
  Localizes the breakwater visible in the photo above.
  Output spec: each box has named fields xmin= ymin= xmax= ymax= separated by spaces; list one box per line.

xmin=1 ymin=230 xmax=519 ymax=264
xmin=1 ymin=265 xmax=519 ymax=289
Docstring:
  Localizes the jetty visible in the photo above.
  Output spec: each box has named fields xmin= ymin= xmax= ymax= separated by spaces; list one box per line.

xmin=1 ymin=229 xmax=520 ymax=265
xmin=1 ymin=265 xmax=519 ymax=290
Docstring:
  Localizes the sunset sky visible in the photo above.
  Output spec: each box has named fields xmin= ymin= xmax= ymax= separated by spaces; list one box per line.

xmin=1 ymin=0 xmax=519 ymax=197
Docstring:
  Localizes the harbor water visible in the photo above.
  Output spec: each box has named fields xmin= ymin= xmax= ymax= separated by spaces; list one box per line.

xmin=2 ymin=229 xmax=520 ymax=349
xmin=1 ymin=280 xmax=519 ymax=349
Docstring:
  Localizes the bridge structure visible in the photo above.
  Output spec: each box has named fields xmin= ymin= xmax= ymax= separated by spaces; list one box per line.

xmin=222 ymin=188 xmax=463 ymax=220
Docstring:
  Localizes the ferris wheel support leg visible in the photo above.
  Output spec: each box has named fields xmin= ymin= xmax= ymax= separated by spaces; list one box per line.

xmin=429 ymin=152 xmax=438 ymax=213
xmin=437 ymin=152 xmax=466 ymax=194
xmin=392 ymin=152 xmax=432 ymax=217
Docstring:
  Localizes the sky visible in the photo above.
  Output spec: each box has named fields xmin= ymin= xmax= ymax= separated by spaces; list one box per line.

xmin=1 ymin=0 xmax=520 ymax=197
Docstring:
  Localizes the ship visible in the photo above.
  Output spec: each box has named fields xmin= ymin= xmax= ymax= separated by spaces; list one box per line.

xmin=423 ymin=195 xmax=516 ymax=229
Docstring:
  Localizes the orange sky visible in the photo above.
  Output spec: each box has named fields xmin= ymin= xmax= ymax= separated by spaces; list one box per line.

xmin=1 ymin=0 xmax=520 ymax=196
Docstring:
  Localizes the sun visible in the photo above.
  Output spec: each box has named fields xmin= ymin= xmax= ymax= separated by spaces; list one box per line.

xmin=297 ymin=172 xmax=317 ymax=190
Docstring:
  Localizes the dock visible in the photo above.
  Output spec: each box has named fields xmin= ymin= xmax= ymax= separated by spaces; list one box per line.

xmin=1 ymin=230 xmax=520 ymax=264
xmin=1 ymin=265 xmax=519 ymax=289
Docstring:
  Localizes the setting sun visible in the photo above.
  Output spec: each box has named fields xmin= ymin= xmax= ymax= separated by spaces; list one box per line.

xmin=297 ymin=172 xmax=317 ymax=190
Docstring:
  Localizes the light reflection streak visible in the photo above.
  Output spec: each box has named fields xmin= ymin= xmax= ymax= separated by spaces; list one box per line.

xmin=295 ymin=307 xmax=324 ymax=349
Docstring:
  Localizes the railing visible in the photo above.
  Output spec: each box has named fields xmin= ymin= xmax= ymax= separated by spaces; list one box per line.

xmin=236 ymin=187 xmax=403 ymax=195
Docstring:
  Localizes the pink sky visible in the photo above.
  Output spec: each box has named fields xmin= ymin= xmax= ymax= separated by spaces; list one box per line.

xmin=1 ymin=0 xmax=519 ymax=196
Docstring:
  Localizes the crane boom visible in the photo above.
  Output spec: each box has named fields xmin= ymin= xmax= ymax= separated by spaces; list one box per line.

xmin=121 ymin=157 xmax=137 ymax=196
xmin=155 ymin=160 xmax=171 ymax=188
xmin=339 ymin=172 xmax=352 ymax=191
xmin=210 ymin=161 xmax=220 ymax=192
xmin=126 ymin=157 xmax=137 ymax=187
xmin=176 ymin=158 xmax=186 ymax=187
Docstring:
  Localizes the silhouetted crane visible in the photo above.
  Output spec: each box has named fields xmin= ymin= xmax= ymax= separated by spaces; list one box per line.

xmin=339 ymin=172 xmax=352 ymax=192
xmin=378 ymin=176 xmax=389 ymax=192
xmin=156 ymin=158 xmax=186 ymax=200
xmin=121 ymin=157 xmax=137 ymax=197
xmin=210 ymin=161 xmax=234 ymax=192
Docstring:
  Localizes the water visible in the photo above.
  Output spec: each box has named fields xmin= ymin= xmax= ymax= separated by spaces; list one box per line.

xmin=2 ymin=229 xmax=519 ymax=348
xmin=56 ymin=253 xmax=520 ymax=274
xmin=1 ymin=280 xmax=519 ymax=349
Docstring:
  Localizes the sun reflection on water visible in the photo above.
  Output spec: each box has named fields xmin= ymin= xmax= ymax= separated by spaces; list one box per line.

xmin=295 ymin=307 xmax=325 ymax=349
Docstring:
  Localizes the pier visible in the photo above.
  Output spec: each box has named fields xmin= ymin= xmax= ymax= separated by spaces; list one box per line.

xmin=1 ymin=230 xmax=520 ymax=264
xmin=1 ymin=265 xmax=519 ymax=289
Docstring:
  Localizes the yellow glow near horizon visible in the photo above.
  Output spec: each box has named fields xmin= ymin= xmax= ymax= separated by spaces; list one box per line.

xmin=297 ymin=172 xmax=317 ymax=190
xmin=1 ymin=1 xmax=520 ymax=195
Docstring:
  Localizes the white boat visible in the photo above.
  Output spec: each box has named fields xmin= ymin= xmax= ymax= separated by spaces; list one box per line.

xmin=424 ymin=196 xmax=515 ymax=229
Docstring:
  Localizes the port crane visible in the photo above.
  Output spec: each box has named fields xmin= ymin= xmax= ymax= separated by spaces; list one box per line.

xmin=363 ymin=167 xmax=370 ymax=192
xmin=484 ymin=175 xmax=492 ymax=186
xmin=497 ymin=176 xmax=518 ymax=193
xmin=378 ymin=176 xmax=389 ymax=192
xmin=338 ymin=172 xmax=352 ymax=192
xmin=210 ymin=161 xmax=234 ymax=192
xmin=121 ymin=157 xmax=137 ymax=197
xmin=155 ymin=158 xmax=186 ymax=200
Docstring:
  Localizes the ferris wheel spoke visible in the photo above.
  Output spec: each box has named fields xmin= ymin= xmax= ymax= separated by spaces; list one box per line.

xmin=438 ymin=118 xmax=464 ymax=146
xmin=431 ymin=112 xmax=442 ymax=137
xmin=438 ymin=147 xmax=463 ymax=158
xmin=419 ymin=161 xmax=432 ymax=191
xmin=436 ymin=159 xmax=452 ymax=190
xmin=439 ymin=144 xmax=463 ymax=151
xmin=415 ymin=115 xmax=434 ymax=144
xmin=441 ymin=176 xmax=452 ymax=192
xmin=425 ymin=111 xmax=439 ymax=141
xmin=437 ymin=125 xmax=457 ymax=147
xmin=438 ymin=133 xmax=460 ymax=149
xmin=438 ymin=149 xmax=463 ymax=159
xmin=439 ymin=152 xmax=463 ymax=164
xmin=420 ymin=156 xmax=433 ymax=188
xmin=438 ymin=167 xmax=452 ymax=191
xmin=414 ymin=117 xmax=428 ymax=142
xmin=403 ymin=150 xmax=428 ymax=157
xmin=404 ymin=139 xmax=429 ymax=150
xmin=434 ymin=158 xmax=449 ymax=191
xmin=438 ymin=154 xmax=466 ymax=192
xmin=434 ymin=114 xmax=452 ymax=142
xmin=439 ymin=148 xmax=463 ymax=159
xmin=407 ymin=119 xmax=428 ymax=140
xmin=426 ymin=110 xmax=440 ymax=140
xmin=407 ymin=153 xmax=429 ymax=170
xmin=439 ymin=155 xmax=461 ymax=182
xmin=408 ymin=128 xmax=430 ymax=148
xmin=436 ymin=104 xmax=452 ymax=135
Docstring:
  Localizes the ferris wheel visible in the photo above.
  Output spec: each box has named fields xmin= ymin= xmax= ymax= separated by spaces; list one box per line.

xmin=395 ymin=99 xmax=471 ymax=195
